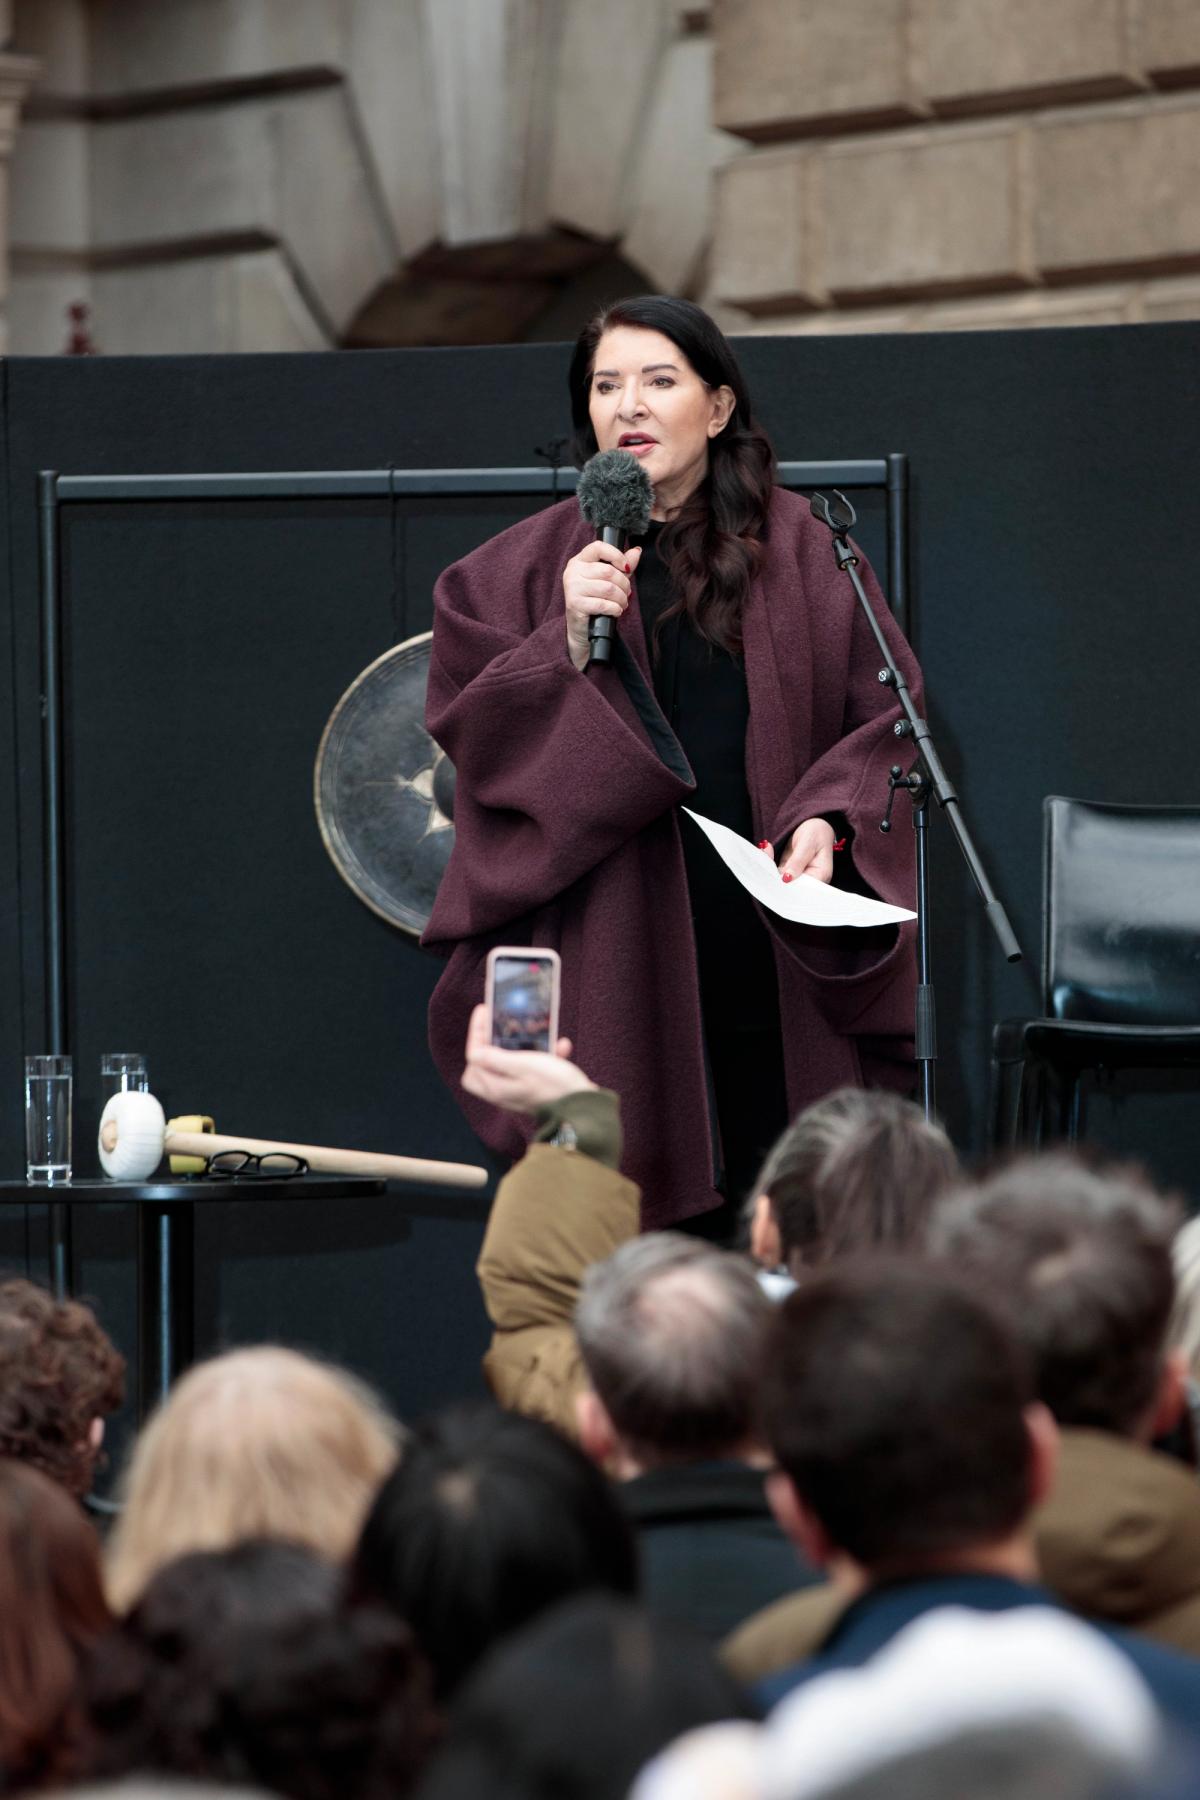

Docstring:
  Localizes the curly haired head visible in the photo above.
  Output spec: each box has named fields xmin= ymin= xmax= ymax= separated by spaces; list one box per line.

xmin=83 ymin=1540 xmax=434 ymax=1800
xmin=0 ymin=1280 xmax=125 ymax=1499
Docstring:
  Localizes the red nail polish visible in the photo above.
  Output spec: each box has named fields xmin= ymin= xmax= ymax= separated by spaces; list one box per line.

xmin=757 ymin=839 xmax=772 ymax=851
xmin=781 ymin=872 xmax=794 ymax=883
xmin=833 ymin=837 xmax=847 ymax=852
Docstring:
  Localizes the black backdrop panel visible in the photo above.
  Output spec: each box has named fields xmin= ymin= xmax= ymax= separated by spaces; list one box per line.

xmin=2 ymin=328 xmax=1200 ymax=1454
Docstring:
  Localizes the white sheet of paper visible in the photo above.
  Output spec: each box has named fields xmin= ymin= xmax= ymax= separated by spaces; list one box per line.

xmin=682 ymin=809 xmax=917 ymax=928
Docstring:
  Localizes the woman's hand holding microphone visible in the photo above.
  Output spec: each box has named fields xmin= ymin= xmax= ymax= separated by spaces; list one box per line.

xmin=562 ymin=542 xmax=642 ymax=672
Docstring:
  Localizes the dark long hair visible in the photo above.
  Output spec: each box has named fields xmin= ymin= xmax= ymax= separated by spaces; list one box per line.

xmin=568 ymin=296 xmax=776 ymax=656
xmin=348 ymin=1402 xmax=638 ymax=1702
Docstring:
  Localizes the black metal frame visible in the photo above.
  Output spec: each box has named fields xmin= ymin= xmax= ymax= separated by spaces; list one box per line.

xmin=35 ymin=453 xmax=910 ymax=1297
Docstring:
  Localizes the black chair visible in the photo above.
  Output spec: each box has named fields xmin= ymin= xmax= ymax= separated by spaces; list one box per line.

xmin=990 ymin=796 xmax=1200 ymax=1147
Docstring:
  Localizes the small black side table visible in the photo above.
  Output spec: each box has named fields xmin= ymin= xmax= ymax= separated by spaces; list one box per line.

xmin=0 ymin=1177 xmax=385 ymax=1420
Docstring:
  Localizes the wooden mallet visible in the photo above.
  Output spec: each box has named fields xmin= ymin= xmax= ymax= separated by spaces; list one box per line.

xmin=97 ymin=1090 xmax=487 ymax=1188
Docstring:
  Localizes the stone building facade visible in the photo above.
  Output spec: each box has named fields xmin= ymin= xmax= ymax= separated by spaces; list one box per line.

xmin=2 ymin=0 xmax=732 ymax=354
xmin=1 ymin=0 xmax=1198 ymax=353
xmin=710 ymin=0 xmax=1200 ymax=334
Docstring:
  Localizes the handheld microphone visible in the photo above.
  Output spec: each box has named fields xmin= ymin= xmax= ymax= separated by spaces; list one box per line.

xmin=576 ymin=449 xmax=654 ymax=667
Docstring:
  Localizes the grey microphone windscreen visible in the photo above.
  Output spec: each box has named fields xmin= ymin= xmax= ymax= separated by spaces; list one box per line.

xmin=577 ymin=448 xmax=654 ymax=536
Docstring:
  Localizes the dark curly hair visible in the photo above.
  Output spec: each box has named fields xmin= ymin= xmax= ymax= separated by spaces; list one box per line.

xmin=568 ymin=295 xmax=776 ymax=657
xmin=82 ymin=1540 xmax=436 ymax=1800
xmin=0 ymin=1280 xmax=125 ymax=1498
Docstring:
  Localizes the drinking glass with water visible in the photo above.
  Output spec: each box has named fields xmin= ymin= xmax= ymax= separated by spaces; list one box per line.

xmin=100 ymin=1052 xmax=148 ymax=1106
xmin=25 ymin=1055 xmax=73 ymax=1184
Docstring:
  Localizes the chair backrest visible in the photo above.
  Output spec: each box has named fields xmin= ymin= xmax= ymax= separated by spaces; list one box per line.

xmin=1043 ymin=796 xmax=1200 ymax=1024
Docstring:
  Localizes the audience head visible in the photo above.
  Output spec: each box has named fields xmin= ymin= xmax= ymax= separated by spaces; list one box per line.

xmin=749 ymin=1089 xmax=959 ymax=1274
xmin=105 ymin=1344 xmax=400 ymax=1611
xmin=930 ymin=1156 xmax=1182 ymax=1442
xmin=761 ymin=1259 xmax=1051 ymax=1577
xmin=0 ymin=1457 xmax=113 ymax=1789
xmin=349 ymin=1401 xmax=637 ymax=1700
xmin=84 ymin=1539 xmax=433 ymax=1800
xmin=414 ymin=1594 xmax=748 ymax=1800
xmin=574 ymin=1232 xmax=770 ymax=1469
xmin=0 ymin=1278 xmax=125 ymax=1498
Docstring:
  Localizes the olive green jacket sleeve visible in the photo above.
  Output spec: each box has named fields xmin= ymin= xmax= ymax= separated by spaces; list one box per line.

xmin=476 ymin=1090 xmax=640 ymax=1441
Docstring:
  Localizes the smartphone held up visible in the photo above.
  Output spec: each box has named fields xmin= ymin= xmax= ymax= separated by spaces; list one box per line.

xmin=484 ymin=947 xmax=562 ymax=1053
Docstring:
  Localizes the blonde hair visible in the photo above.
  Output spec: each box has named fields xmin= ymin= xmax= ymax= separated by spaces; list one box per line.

xmin=1170 ymin=1214 xmax=1200 ymax=1383
xmin=105 ymin=1346 xmax=400 ymax=1613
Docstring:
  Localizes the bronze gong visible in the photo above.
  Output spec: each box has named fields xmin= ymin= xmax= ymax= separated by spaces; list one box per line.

xmin=314 ymin=633 xmax=456 ymax=938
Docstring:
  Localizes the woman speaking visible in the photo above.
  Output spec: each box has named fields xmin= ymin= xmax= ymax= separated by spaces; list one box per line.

xmin=423 ymin=297 xmax=920 ymax=1233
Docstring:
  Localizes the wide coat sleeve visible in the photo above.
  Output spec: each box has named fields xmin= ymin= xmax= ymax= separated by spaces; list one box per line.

xmin=769 ymin=529 xmax=923 ymax=884
xmin=743 ymin=495 xmax=922 ymax=1043
xmin=423 ymin=510 xmax=694 ymax=944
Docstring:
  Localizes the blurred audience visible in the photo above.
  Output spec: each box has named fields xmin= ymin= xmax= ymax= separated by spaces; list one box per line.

xmin=82 ymin=1539 xmax=434 ymax=1799
xmin=635 ymin=1608 xmax=1173 ymax=1800
xmin=746 ymin=1087 xmax=959 ymax=1283
xmin=0 ymin=1278 xmax=125 ymax=1499
xmin=413 ymin=1594 xmax=749 ymax=1800
xmin=0 ymin=1457 xmax=113 ymax=1790
xmin=750 ymin=1259 xmax=1200 ymax=1735
xmin=466 ymin=1010 xmax=809 ymax=1637
xmin=14 ymin=1017 xmax=1191 ymax=1800
xmin=348 ymin=1401 xmax=637 ymax=1701
xmin=105 ymin=1345 xmax=400 ymax=1611
xmin=929 ymin=1155 xmax=1200 ymax=1654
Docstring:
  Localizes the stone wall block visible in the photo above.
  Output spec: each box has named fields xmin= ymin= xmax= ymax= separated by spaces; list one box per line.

xmin=822 ymin=122 xmax=1032 ymax=302
xmin=87 ymin=0 xmax=342 ymax=95
xmin=344 ymin=0 xmax=438 ymax=258
xmin=623 ymin=35 xmax=739 ymax=294
xmin=713 ymin=0 xmax=923 ymax=141
xmin=1135 ymin=0 xmax=1200 ymax=85
xmin=6 ymin=263 xmax=88 ymax=352
xmin=1140 ymin=273 xmax=1200 ymax=320
xmin=92 ymin=249 xmax=329 ymax=352
xmin=546 ymin=0 xmax=670 ymax=242
xmin=911 ymin=0 xmax=1143 ymax=114
xmin=12 ymin=0 xmax=86 ymax=95
xmin=1033 ymin=94 xmax=1200 ymax=281
xmin=710 ymin=147 xmax=821 ymax=310
xmin=89 ymin=89 xmax=393 ymax=333
xmin=8 ymin=116 xmax=87 ymax=246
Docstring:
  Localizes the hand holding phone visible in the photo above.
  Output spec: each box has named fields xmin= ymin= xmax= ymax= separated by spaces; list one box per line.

xmin=484 ymin=947 xmax=562 ymax=1053
xmin=462 ymin=1003 xmax=588 ymax=1115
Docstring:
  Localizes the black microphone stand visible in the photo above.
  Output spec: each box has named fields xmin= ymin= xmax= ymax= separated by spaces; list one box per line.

xmin=810 ymin=490 xmax=1021 ymax=1120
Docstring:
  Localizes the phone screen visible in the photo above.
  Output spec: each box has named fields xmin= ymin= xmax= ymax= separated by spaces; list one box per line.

xmin=490 ymin=955 xmax=556 ymax=1052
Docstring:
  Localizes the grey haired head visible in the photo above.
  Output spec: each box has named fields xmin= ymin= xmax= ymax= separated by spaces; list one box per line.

xmin=576 ymin=449 xmax=654 ymax=535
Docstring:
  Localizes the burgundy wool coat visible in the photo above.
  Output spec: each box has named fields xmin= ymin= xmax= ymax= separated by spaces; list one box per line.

xmin=423 ymin=487 xmax=922 ymax=1228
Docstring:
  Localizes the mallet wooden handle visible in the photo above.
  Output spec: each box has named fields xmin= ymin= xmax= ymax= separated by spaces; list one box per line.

xmin=163 ymin=1127 xmax=487 ymax=1190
